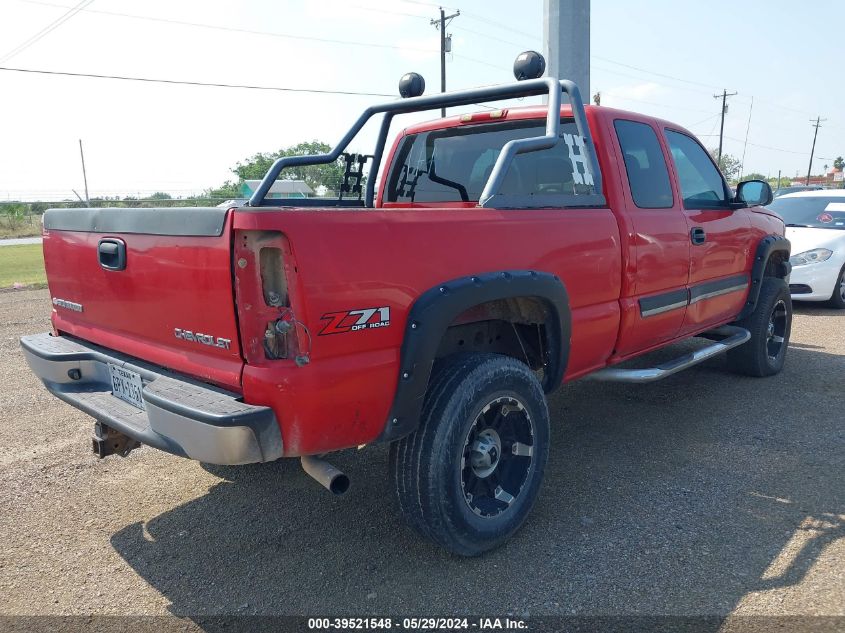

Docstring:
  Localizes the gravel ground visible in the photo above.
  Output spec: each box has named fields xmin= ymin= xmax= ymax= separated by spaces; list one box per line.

xmin=0 ymin=289 xmax=842 ymax=625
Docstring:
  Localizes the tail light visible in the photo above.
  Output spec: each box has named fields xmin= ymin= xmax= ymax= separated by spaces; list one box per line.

xmin=233 ymin=230 xmax=309 ymax=366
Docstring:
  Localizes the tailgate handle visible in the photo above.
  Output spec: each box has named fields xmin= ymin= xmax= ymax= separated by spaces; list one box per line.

xmin=98 ymin=238 xmax=126 ymax=271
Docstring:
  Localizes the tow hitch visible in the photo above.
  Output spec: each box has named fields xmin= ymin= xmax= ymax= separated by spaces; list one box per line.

xmin=92 ymin=422 xmax=140 ymax=458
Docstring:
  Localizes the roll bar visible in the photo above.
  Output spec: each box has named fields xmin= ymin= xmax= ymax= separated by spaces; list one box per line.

xmin=246 ymin=78 xmax=605 ymax=209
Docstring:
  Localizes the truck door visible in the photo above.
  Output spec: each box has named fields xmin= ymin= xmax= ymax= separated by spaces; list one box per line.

xmin=611 ymin=119 xmax=690 ymax=358
xmin=663 ymin=129 xmax=751 ymax=334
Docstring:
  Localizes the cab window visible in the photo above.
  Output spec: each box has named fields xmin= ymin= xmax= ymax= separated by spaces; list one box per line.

xmin=665 ymin=129 xmax=729 ymax=208
xmin=614 ymin=119 xmax=673 ymax=209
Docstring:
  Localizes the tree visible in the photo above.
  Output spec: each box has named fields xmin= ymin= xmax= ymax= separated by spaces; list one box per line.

xmin=230 ymin=141 xmax=347 ymax=194
xmin=738 ymin=172 xmax=767 ymax=183
xmin=709 ymin=149 xmax=741 ymax=182
xmin=1 ymin=203 xmax=26 ymax=229
xmin=204 ymin=181 xmax=240 ymax=200
xmin=835 ymin=156 xmax=844 ymax=171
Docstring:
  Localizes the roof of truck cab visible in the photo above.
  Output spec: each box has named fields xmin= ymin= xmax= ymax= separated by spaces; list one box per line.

xmin=399 ymin=104 xmax=693 ymax=139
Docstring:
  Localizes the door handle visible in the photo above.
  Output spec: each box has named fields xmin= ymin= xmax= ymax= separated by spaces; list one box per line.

xmin=690 ymin=227 xmax=706 ymax=245
xmin=98 ymin=238 xmax=126 ymax=271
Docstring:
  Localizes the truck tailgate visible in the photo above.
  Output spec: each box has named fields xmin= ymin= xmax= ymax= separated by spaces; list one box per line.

xmin=41 ymin=207 xmax=243 ymax=390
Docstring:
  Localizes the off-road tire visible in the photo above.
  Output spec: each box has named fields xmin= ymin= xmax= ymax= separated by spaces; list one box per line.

xmin=827 ymin=265 xmax=845 ymax=309
xmin=389 ymin=353 xmax=550 ymax=557
xmin=727 ymin=277 xmax=792 ymax=376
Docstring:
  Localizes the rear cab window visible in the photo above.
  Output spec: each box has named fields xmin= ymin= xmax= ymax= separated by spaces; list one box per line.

xmin=613 ymin=119 xmax=674 ymax=209
xmin=385 ymin=118 xmax=599 ymax=205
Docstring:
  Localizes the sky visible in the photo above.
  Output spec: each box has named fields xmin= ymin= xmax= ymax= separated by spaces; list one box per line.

xmin=0 ymin=0 xmax=842 ymax=201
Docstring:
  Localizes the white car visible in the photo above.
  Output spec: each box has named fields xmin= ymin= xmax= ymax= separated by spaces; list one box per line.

xmin=767 ymin=189 xmax=845 ymax=309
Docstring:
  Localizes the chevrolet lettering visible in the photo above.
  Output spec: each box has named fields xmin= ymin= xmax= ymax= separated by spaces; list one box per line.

xmin=173 ymin=328 xmax=231 ymax=350
xmin=51 ymin=298 xmax=83 ymax=313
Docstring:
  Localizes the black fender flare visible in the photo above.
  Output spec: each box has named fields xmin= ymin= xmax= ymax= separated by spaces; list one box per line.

xmin=377 ymin=270 xmax=570 ymax=443
xmin=737 ymin=234 xmax=791 ymax=320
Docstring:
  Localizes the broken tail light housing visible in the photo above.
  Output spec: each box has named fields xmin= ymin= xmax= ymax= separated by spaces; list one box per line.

xmin=233 ymin=230 xmax=310 ymax=366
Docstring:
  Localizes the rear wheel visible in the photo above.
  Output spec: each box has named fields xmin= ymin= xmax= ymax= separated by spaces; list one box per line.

xmin=728 ymin=277 xmax=792 ymax=376
xmin=389 ymin=353 xmax=550 ymax=556
xmin=827 ymin=266 xmax=845 ymax=309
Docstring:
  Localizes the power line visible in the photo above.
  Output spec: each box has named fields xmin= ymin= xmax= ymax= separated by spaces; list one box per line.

xmin=685 ymin=111 xmax=722 ymax=130
xmin=594 ymin=54 xmax=722 ymax=92
xmin=591 ymin=64 xmax=717 ymax=97
xmin=12 ymin=0 xmax=505 ymax=76
xmin=453 ymin=24 xmax=536 ymax=50
xmin=705 ymin=119 xmax=722 ymax=147
xmin=0 ymin=68 xmax=821 ymax=162
xmin=457 ymin=10 xmax=536 ymax=41
xmin=7 ymin=0 xmax=840 ymax=165
xmin=400 ymin=0 xmax=458 ymax=9
xmin=738 ymin=97 xmax=753 ymax=181
xmin=344 ymin=3 xmax=430 ymax=19
xmin=0 ymin=66 xmax=396 ymax=96
xmin=452 ymin=53 xmax=502 ymax=71
xmin=19 ymin=0 xmax=435 ymax=22
xmin=13 ymin=0 xmax=441 ymax=54
xmin=0 ymin=0 xmax=93 ymax=63
xmin=697 ymin=134 xmax=812 ymax=156
xmin=19 ymin=0 xmax=838 ymax=132
xmin=600 ymin=91 xmax=715 ymax=114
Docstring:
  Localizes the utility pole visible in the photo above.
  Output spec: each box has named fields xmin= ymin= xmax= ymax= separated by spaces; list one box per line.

xmin=543 ymin=0 xmax=590 ymax=103
xmin=431 ymin=7 xmax=460 ymax=118
xmin=806 ymin=116 xmax=826 ymax=185
xmin=713 ymin=89 xmax=737 ymax=164
xmin=78 ymin=139 xmax=90 ymax=206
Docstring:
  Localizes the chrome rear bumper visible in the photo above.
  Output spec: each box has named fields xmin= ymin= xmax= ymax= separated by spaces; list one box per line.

xmin=20 ymin=333 xmax=283 ymax=465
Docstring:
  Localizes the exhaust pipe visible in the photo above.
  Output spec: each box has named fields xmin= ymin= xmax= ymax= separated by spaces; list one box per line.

xmin=300 ymin=455 xmax=350 ymax=495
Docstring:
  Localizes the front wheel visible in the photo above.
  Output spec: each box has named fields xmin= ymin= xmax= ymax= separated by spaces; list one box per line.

xmin=827 ymin=265 xmax=845 ymax=309
xmin=727 ymin=277 xmax=792 ymax=376
xmin=389 ymin=353 xmax=550 ymax=556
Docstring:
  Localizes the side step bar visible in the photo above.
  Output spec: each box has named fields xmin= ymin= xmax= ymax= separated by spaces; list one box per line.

xmin=587 ymin=325 xmax=750 ymax=384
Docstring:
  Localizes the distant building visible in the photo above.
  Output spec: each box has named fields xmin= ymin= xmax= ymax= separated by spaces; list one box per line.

xmin=790 ymin=168 xmax=843 ymax=187
xmin=241 ymin=180 xmax=313 ymax=199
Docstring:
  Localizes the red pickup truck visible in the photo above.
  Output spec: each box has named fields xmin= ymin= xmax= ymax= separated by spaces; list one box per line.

xmin=21 ymin=55 xmax=792 ymax=556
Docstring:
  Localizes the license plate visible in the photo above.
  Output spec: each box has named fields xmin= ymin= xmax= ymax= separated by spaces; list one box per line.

xmin=108 ymin=364 xmax=146 ymax=410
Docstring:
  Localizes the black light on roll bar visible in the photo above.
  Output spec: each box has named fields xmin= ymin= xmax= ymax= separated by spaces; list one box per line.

xmin=399 ymin=72 xmax=425 ymax=98
xmin=513 ymin=51 xmax=546 ymax=81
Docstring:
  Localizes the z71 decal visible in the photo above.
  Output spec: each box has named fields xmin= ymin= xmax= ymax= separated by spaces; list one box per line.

xmin=319 ymin=307 xmax=391 ymax=335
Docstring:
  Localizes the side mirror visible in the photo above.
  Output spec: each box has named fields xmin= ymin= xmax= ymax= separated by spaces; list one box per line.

xmin=736 ymin=179 xmax=773 ymax=207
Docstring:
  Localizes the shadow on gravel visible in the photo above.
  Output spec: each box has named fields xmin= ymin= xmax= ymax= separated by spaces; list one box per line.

xmin=792 ymin=302 xmax=845 ymax=317
xmin=110 ymin=345 xmax=844 ymax=627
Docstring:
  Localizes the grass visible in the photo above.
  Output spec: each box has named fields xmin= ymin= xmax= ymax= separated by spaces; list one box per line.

xmin=0 ymin=220 xmax=42 ymax=239
xmin=0 ymin=243 xmax=46 ymax=288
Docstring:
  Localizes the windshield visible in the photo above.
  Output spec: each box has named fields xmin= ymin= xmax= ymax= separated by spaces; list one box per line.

xmin=767 ymin=196 xmax=845 ymax=230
